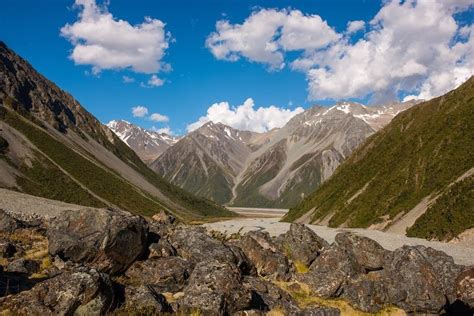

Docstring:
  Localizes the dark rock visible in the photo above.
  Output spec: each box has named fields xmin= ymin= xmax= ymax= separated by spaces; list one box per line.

xmin=297 ymin=306 xmax=341 ymax=316
xmin=335 ymin=232 xmax=387 ymax=271
xmin=277 ymin=223 xmax=329 ymax=266
xmin=228 ymin=243 xmax=257 ymax=276
xmin=123 ymin=285 xmax=171 ymax=314
xmin=169 ymin=226 xmax=236 ymax=265
xmin=342 ymin=278 xmax=391 ymax=313
xmin=239 ymin=232 xmax=291 ymax=281
xmin=382 ymin=245 xmax=448 ymax=313
xmin=454 ymin=265 xmax=474 ymax=309
xmin=180 ymin=259 xmax=252 ymax=315
xmin=47 ymin=208 xmax=148 ymax=274
xmin=125 ymin=256 xmax=192 ymax=292
xmin=301 ymin=244 xmax=362 ymax=297
xmin=148 ymin=238 xmax=176 ymax=258
xmin=0 ymin=240 xmax=16 ymax=258
xmin=0 ymin=269 xmax=115 ymax=315
xmin=243 ymin=276 xmax=300 ymax=314
xmin=5 ymin=258 xmax=39 ymax=274
xmin=0 ymin=209 xmax=22 ymax=233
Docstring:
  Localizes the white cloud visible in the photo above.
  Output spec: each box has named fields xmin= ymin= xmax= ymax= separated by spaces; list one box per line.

xmin=346 ymin=20 xmax=365 ymax=34
xmin=206 ymin=8 xmax=340 ymax=69
xmin=150 ymin=112 xmax=169 ymax=122
xmin=122 ymin=75 xmax=135 ymax=83
xmin=152 ymin=126 xmax=173 ymax=135
xmin=147 ymin=75 xmax=165 ymax=87
xmin=132 ymin=106 xmax=148 ymax=118
xmin=61 ymin=0 xmax=170 ymax=74
xmin=207 ymin=1 xmax=474 ymax=101
xmin=187 ymin=98 xmax=304 ymax=133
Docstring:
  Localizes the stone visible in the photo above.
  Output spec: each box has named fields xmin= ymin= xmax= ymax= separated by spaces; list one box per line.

xmin=180 ymin=259 xmax=252 ymax=315
xmin=5 ymin=258 xmax=39 ymax=274
xmin=122 ymin=285 xmax=171 ymax=314
xmin=125 ymin=256 xmax=192 ymax=292
xmin=0 ymin=209 xmax=22 ymax=233
xmin=335 ymin=232 xmax=387 ymax=271
xmin=0 ymin=240 xmax=16 ymax=258
xmin=454 ymin=265 xmax=474 ymax=309
xmin=169 ymin=225 xmax=236 ymax=265
xmin=151 ymin=210 xmax=176 ymax=225
xmin=47 ymin=208 xmax=148 ymax=274
xmin=0 ymin=269 xmax=115 ymax=315
xmin=301 ymin=244 xmax=362 ymax=297
xmin=239 ymin=232 xmax=291 ymax=281
xmin=277 ymin=223 xmax=329 ymax=266
xmin=148 ymin=238 xmax=176 ymax=258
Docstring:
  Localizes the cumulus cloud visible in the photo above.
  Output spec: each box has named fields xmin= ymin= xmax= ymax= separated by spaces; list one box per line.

xmin=132 ymin=106 xmax=148 ymax=118
xmin=346 ymin=20 xmax=365 ymax=34
xmin=147 ymin=75 xmax=165 ymax=87
xmin=207 ymin=1 xmax=474 ymax=101
xmin=61 ymin=0 xmax=170 ymax=75
xmin=152 ymin=126 xmax=174 ymax=135
xmin=206 ymin=8 xmax=340 ymax=69
xmin=187 ymin=98 xmax=304 ymax=133
xmin=150 ymin=112 xmax=169 ymax=122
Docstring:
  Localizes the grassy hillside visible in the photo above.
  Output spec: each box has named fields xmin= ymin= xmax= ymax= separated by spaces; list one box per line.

xmin=284 ymin=77 xmax=474 ymax=239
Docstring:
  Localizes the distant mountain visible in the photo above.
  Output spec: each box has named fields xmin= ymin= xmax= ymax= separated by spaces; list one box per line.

xmin=107 ymin=120 xmax=179 ymax=164
xmin=0 ymin=41 xmax=233 ymax=221
xmin=151 ymin=101 xmax=416 ymax=207
xmin=283 ymin=77 xmax=474 ymax=241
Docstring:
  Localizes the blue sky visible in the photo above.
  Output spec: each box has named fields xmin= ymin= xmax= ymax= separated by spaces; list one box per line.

xmin=1 ymin=0 xmax=473 ymax=135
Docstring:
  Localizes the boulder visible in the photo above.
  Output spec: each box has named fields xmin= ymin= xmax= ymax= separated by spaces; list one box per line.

xmin=47 ymin=208 xmax=148 ymax=274
xmin=382 ymin=245 xmax=449 ymax=313
xmin=0 ymin=209 xmax=22 ymax=233
xmin=342 ymin=278 xmax=392 ymax=313
xmin=180 ymin=259 xmax=252 ymax=315
xmin=148 ymin=238 xmax=177 ymax=258
xmin=122 ymin=285 xmax=171 ymax=314
xmin=151 ymin=210 xmax=176 ymax=225
xmin=239 ymin=232 xmax=291 ymax=281
xmin=0 ymin=269 xmax=115 ymax=315
xmin=335 ymin=232 xmax=387 ymax=271
xmin=5 ymin=258 xmax=39 ymax=274
xmin=454 ymin=265 xmax=474 ymax=309
xmin=242 ymin=276 xmax=300 ymax=314
xmin=298 ymin=307 xmax=341 ymax=315
xmin=277 ymin=223 xmax=329 ymax=266
xmin=0 ymin=240 xmax=16 ymax=258
xmin=169 ymin=226 xmax=236 ymax=265
xmin=301 ymin=244 xmax=362 ymax=297
xmin=125 ymin=256 xmax=192 ymax=292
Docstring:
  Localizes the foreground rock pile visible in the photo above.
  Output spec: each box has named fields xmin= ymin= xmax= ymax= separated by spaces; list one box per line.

xmin=0 ymin=208 xmax=473 ymax=315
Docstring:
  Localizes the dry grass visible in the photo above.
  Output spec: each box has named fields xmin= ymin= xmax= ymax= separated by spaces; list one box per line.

xmin=274 ymin=281 xmax=405 ymax=316
xmin=293 ymin=261 xmax=310 ymax=274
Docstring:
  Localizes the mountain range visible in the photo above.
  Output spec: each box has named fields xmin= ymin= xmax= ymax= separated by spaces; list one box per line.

xmin=284 ymin=77 xmax=474 ymax=240
xmin=0 ymin=41 xmax=233 ymax=222
xmin=114 ymin=100 xmax=417 ymax=207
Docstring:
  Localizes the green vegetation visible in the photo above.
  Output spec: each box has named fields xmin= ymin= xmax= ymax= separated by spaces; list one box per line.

xmin=1 ymin=107 xmax=231 ymax=219
xmin=284 ymin=77 xmax=474 ymax=240
xmin=407 ymin=175 xmax=474 ymax=240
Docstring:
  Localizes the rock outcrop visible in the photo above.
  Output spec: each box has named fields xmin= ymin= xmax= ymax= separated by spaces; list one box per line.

xmin=0 ymin=206 xmax=472 ymax=315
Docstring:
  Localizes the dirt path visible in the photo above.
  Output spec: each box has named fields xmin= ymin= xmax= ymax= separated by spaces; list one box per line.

xmin=204 ymin=217 xmax=474 ymax=266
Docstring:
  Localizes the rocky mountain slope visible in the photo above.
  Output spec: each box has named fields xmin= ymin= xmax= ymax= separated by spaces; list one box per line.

xmin=284 ymin=77 xmax=474 ymax=241
xmin=0 ymin=41 xmax=233 ymax=221
xmin=152 ymin=101 xmax=416 ymax=207
xmin=107 ymin=120 xmax=179 ymax=164
xmin=0 ymin=195 xmax=472 ymax=315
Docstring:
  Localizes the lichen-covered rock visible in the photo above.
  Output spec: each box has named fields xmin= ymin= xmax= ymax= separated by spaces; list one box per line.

xmin=239 ymin=232 xmax=291 ymax=281
xmin=151 ymin=210 xmax=176 ymax=225
xmin=5 ymin=258 xmax=39 ymax=274
xmin=454 ymin=265 xmax=474 ymax=309
xmin=180 ymin=259 xmax=252 ymax=315
xmin=0 ymin=209 xmax=22 ymax=233
xmin=148 ymin=238 xmax=176 ymax=258
xmin=242 ymin=276 xmax=300 ymax=314
xmin=298 ymin=306 xmax=341 ymax=315
xmin=122 ymin=285 xmax=171 ymax=314
xmin=169 ymin=226 xmax=236 ymax=266
xmin=335 ymin=232 xmax=387 ymax=271
xmin=301 ymin=244 xmax=362 ymax=297
xmin=277 ymin=223 xmax=329 ymax=266
xmin=47 ymin=208 xmax=148 ymax=274
xmin=0 ymin=240 xmax=16 ymax=258
xmin=125 ymin=256 xmax=192 ymax=292
xmin=0 ymin=269 xmax=115 ymax=315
